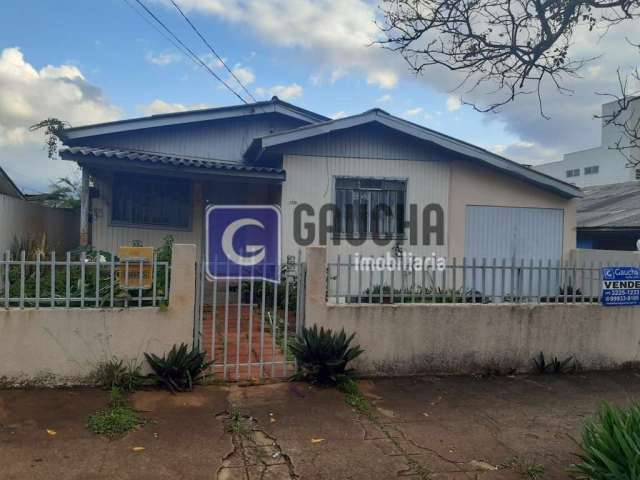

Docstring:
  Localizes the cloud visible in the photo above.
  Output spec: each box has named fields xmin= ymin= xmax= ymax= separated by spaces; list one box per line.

xmin=376 ymin=94 xmax=392 ymax=103
xmin=331 ymin=111 xmax=347 ymax=119
xmin=145 ymin=51 xmax=181 ymax=66
xmin=0 ymin=47 xmax=121 ymax=190
xmin=404 ymin=107 xmax=423 ymax=117
xmin=489 ymin=140 xmax=559 ymax=166
xmin=137 ymin=99 xmax=213 ymax=115
xmin=367 ymin=70 xmax=398 ymax=89
xmin=171 ymin=0 xmax=401 ymax=92
xmin=255 ymin=83 xmax=303 ymax=101
xmin=231 ymin=64 xmax=255 ymax=86
xmin=446 ymin=96 xmax=462 ymax=112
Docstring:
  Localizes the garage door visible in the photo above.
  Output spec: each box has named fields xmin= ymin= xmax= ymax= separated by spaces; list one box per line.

xmin=464 ymin=206 xmax=564 ymax=297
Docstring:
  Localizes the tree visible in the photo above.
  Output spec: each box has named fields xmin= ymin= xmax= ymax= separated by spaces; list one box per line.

xmin=41 ymin=176 xmax=81 ymax=210
xmin=379 ymin=0 xmax=640 ymax=165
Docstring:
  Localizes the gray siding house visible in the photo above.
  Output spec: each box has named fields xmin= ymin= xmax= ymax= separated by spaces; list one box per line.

xmin=59 ymin=97 xmax=580 ymax=264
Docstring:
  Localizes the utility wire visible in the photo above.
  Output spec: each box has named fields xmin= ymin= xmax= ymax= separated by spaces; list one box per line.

xmin=122 ymin=0 xmax=202 ymax=71
xmin=130 ymin=0 xmax=249 ymax=104
xmin=168 ymin=0 xmax=257 ymax=103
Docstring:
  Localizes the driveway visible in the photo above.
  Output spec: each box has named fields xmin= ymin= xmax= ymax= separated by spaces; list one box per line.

xmin=2 ymin=370 xmax=640 ymax=479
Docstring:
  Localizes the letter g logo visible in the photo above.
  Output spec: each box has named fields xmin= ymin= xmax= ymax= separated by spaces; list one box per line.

xmin=221 ymin=218 xmax=266 ymax=266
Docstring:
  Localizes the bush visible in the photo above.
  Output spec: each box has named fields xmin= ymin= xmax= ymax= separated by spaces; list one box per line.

xmin=290 ymin=325 xmax=364 ymax=386
xmin=92 ymin=358 xmax=145 ymax=392
xmin=144 ymin=343 xmax=212 ymax=393
xmin=571 ymin=402 xmax=640 ymax=480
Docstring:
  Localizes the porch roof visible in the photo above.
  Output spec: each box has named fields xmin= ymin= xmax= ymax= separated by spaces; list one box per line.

xmin=59 ymin=145 xmax=285 ymax=181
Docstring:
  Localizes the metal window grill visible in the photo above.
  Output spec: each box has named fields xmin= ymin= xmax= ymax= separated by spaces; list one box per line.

xmin=0 ymin=251 xmax=170 ymax=309
xmin=327 ymin=255 xmax=632 ymax=305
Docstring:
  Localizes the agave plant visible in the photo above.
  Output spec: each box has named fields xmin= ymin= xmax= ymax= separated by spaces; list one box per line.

xmin=571 ymin=402 xmax=640 ymax=480
xmin=290 ymin=325 xmax=364 ymax=385
xmin=144 ymin=343 xmax=212 ymax=393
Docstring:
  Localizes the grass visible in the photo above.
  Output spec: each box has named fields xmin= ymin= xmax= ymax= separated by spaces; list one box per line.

xmin=338 ymin=378 xmax=372 ymax=417
xmin=87 ymin=406 xmax=145 ymax=435
xmin=508 ymin=457 xmax=546 ymax=480
xmin=228 ymin=406 xmax=250 ymax=437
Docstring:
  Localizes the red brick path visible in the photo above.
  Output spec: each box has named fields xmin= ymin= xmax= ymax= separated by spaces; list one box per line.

xmin=201 ymin=305 xmax=296 ymax=381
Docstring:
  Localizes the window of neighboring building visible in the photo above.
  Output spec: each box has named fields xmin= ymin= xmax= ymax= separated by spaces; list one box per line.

xmin=566 ymin=169 xmax=580 ymax=178
xmin=111 ymin=172 xmax=191 ymax=229
xmin=584 ymin=165 xmax=599 ymax=175
xmin=636 ymin=168 xmax=640 ymax=180
xmin=334 ymin=177 xmax=406 ymax=237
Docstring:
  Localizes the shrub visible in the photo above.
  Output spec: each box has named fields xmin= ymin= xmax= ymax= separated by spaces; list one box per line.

xmin=290 ymin=325 xmax=364 ymax=386
xmin=92 ymin=358 xmax=145 ymax=392
xmin=571 ymin=402 xmax=640 ymax=480
xmin=144 ymin=343 xmax=212 ymax=393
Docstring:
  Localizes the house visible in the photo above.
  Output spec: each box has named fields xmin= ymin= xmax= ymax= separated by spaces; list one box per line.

xmin=0 ymin=166 xmax=24 ymax=199
xmin=577 ymin=181 xmax=640 ymax=251
xmin=58 ymin=97 xmax=580 ymax=266
xmin=534 ymin=99 xmax=640 ymax=187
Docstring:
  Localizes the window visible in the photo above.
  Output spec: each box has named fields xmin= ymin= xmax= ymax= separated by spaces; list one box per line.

xmin=636 ymin=168 xmax=640 ymax=180
xmin=566 ymin=169 xmax=580 ymax=178
xmin=111 ymin=173 xmax=191 ymax=229
xmin=584 ymin=165 xmax=599 ymax=175
xmin=334 ymin=177 xmax=406 ymax=237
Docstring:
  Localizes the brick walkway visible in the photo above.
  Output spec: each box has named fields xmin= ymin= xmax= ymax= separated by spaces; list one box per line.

xmin=201 ymin=305 xmax=296 ymax=381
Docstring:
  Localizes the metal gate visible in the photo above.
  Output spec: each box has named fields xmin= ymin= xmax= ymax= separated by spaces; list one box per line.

xmin=194 ymin=257 xmax=306 ymax=381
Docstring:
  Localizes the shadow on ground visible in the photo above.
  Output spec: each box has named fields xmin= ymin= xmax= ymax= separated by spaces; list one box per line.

xmin=2 ymin=370 xmax=640 ymax=479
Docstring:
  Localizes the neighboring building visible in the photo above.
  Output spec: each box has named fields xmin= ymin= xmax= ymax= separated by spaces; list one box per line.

xmin=58 ymin=97 xmax=580 ymax=266
xmin=0 ymin=166 xmax=24 ymax=199
xmin=577 ymin=181 xmax=640 ymax=251
xmin=534 ymin=99 xmax=640 ymax=187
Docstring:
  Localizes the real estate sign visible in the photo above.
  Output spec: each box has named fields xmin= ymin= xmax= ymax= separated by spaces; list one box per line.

xmin=601 ymin=267 xmax=640 ymax=306
xmin=205 ymin=205 xmax=281 ymax=283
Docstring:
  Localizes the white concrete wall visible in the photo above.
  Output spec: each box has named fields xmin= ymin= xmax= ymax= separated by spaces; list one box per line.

xmin=0 ymin=244 xmax=196 ymax=386
xmin=0 ymin=194 xmax=79 ymax=253
xmin=306 ymin=247 xmax=640 ymax=376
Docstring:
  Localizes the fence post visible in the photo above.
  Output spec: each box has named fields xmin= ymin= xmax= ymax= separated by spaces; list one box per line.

xmin=168 ymin=244 xmax=196 ymax=314
xmin=305 ymin=246 xmax=328 ymax=328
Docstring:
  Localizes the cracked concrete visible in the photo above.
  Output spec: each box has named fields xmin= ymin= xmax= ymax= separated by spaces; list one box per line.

xmin=2 ymin=371 xmax=640 ymax=479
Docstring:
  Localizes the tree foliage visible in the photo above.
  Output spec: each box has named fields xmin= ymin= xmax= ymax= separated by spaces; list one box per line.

xmin=29 ymin=118 xmax=69 ymax=160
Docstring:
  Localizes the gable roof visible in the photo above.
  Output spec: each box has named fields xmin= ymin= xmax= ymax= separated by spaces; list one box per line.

xmin=246 ymin=109 xmax=582 ymax=199
xmin=62 ymin=97 xmax=329 ymax=140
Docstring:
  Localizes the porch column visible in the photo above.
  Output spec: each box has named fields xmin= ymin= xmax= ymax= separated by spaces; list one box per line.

xmin=79 ymin=168 xmax=90 ymax=246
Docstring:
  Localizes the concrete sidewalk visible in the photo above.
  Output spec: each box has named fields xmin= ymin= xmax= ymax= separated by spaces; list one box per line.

xmin=2 ymin=370 xmax=640 ymax=479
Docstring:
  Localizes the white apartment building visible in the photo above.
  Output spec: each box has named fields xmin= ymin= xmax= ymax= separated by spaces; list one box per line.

xmin=534 ymin=99 xmax=640 ymax=187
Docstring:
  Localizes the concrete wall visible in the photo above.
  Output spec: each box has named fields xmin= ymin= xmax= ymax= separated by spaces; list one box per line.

xmin=0 ymin=244 xmax=196 ymax=386
xmin=306 ymin=247 xmax=640 ymax=376
xmin=0 ymin=193 xmax=79 ymax=253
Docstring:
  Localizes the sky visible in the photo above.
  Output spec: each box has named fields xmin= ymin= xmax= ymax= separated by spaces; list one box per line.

xmin=0 ymin=0 xmax=638 ymax=193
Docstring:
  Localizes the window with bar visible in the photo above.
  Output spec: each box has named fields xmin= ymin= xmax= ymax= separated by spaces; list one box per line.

xmin=334 ymin=177 xmax=406 ymax=237
xmin=111 ymin=173 xmax=191 ymax=229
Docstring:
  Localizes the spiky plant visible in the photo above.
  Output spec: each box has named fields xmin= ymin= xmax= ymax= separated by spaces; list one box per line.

xmin=144 ymin=343 xmax=212 ymax=393
xmin=290 ymin=325 xmax=364 ymax=385
xmin=571 ymin=402 xmax=640 ymax=480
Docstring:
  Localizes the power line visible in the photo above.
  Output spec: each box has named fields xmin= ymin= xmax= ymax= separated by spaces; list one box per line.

xmin=129 ymin=0 xmax=249 ymax=104
xmin=122 ymin=0 xmax=202 ymax=71
xmin=168 ymin=0 xmax=257 ymax=103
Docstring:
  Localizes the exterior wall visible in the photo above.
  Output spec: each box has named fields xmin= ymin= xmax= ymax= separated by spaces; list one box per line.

xmin=89 ymin=169 xmax=275 ymax=258
xmin=534 ymin=147 xmax=633 ymax=187
xmin=76 ymin=114 xmax=305 ymax=163
xmin=306 ymin=247 xmax=640 ymax=376
xmin=0 ymin=193 xmax=79 ymax=253
xmin=0 ymin=244 xmax=196 ymax=385
xmin=280 ymin=154 xmax=450 ymax=262
xmin=448 ymin=160 xmax=577 ymax=260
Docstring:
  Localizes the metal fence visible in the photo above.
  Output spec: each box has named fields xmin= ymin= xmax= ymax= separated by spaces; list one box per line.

xmin=194 ymin=257 xmax=306 ymax=381
xmin=0 ymin=251 xmax=170 ymax=308
xmin=328 ymin=255 xmax=635 ymax=305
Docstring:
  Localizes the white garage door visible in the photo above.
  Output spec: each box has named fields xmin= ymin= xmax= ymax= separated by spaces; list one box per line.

xmin=464 ymin=206 xmax=564 ymax=297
